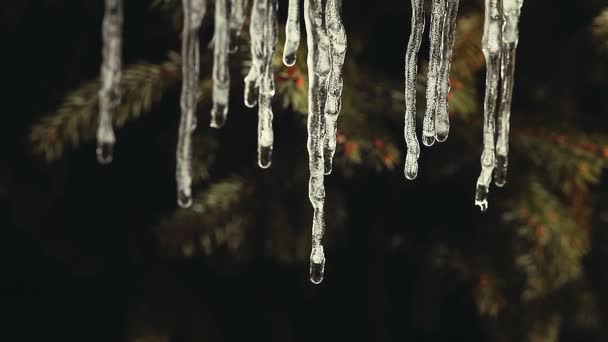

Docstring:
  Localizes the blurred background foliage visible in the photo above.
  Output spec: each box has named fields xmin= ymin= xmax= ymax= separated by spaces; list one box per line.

xmin=2 ymin=0 xmax=608 ymax=341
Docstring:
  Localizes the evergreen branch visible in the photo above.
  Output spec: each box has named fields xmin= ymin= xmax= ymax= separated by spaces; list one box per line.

xmin=503 ymin=179 xmax=589 ymax=301
xmin=30 ymin=53 xmax=182 ymax=161
xmin=157 ymin=176 xmax=254 ymax=258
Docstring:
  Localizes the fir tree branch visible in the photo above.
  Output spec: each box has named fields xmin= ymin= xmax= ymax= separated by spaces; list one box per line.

xmin=30 ymin=53 xmax=182 ymax=161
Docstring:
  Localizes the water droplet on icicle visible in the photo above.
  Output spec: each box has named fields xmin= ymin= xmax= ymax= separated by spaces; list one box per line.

xmin=177 ymin=188 xmax=193 ymax=208
xmin=258 ymin=145 xmax=273 ymax=169
xmin=210 ymin=104 xmax=228 ymax=128
xmin=422 ymin=134 xmax=436 ymax=147
xmin=309 ymin=245 xmax=325 ymax=284
xmin=494 ymin=154 xmax=507 ymax=187
xmin=96 ymin=141 xmax=114 ymax=164
xmin=475 ymin=185 xmax=488 ymax=212
xmin=244 ymin=81 xmax=259 ymax=108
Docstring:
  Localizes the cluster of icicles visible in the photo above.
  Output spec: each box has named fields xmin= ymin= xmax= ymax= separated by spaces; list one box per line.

xmin=96 ymin=0 xmax=523 ymax=283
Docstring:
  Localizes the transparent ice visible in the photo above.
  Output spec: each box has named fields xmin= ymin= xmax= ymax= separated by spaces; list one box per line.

xmin=422 ymin=0 xmax=445 ymax=147
xmin=404 ymin=0 xmax=425 ymax=180
xmin=305 ymin=0 xmax=331 ymax=284
xmin=97 ymin=0 xmax=123 ymax=164
xmin=475 ymin=0 xmax=503 ymax=212
xmin=495 ymin=0 xmax=523 ymax=187
xmin=435 ymin=0 xmax=459 ymax=143
xmin=244 ymin=0 xmax=267 ymax=108
xmin=177 ymin=0 xmax=206 ymax=208
xmin=257 ymin=0 xmax=278 ymax=169
xmin=229 ymin=0 xmax=247 ymax=53
xmin=283 ymin=0 xmax=301 ymax=66
xmin=211 ymin=0 xmax=231 ymax=128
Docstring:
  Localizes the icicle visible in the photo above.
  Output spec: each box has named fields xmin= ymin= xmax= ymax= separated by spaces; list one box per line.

xmin=177 ymin=0 xmax=206 ymax=208
xmin=283 ymin=0 xmax=301 ymax=66
xmin=97 ymin=0 xmax=123 ymax=164
xmin=435 ymin=0 xmax=459 ymax=143
xmin=211 ymin=0 xmax=231 ymax=128
xmin=495 ymin=0 xmax=523 ymax=187
xmin=304 ymin=0 xmax=331 ymax=284
xmin=475 ymin=0 xmax=503 ymax=212
xmin=244 ymin=0 xmax=266 ymax=108
xmin=404 ymin=0 xmax=425 ymax=180
xmin=257 ymin=0 xmax=278 ymax=168
xmin=322 ymin=0 xmax=346 ymax=175
xmin=229 ymin=0 xmax=247 ymax=53
xmin=422 ymin=0 xmax=446 ymax=147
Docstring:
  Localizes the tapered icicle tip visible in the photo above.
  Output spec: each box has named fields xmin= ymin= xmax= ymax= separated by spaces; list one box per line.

xmin=283 ymin=53 xmax=297 ymax=67
xmin=324 ymin=156 xmax=333 ymax=175
xmin=422 ymin=134 xmax=436 ymax=147
xmin=210 ymin=104 xmax=228 ymax=128
xmin=309 ymin=246 xmax=326 ymax=285
xmin=258 ymin=146 xmax=273 ymax=169
xmin=435 ymin=126 xmax=449 ymax=143
xmin=177 ymin=189 xmax=193 ymax=209
xmin=244 ymin=82 xmax=259 ymax=108
xmin=96 ymin=142 xmax=114 ymax=165
xmin=475 ymin=185 xmax=489 ymax=212
xmin=494 ymin=155 xmax=508 ymax=187
xmin=404 ymin=154 xmax=418 ymax=180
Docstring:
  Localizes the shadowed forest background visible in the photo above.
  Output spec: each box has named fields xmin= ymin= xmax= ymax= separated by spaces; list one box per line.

xmin=2 ymin=0 xmax=608 ymax=341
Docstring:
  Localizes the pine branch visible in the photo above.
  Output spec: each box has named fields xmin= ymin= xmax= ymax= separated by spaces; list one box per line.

xmin=30 ymin=53 xmax=183 ymax=161
xmin=157 ymin=176 xmax=253 ymax=258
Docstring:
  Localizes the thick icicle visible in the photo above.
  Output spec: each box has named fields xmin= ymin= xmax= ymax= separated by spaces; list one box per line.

xmin=495 ymin=0 xmax=523 ymax=187
xmin=422 ymin=0 xmax=446 ymax=147
xmin=257 ymin=0 xmax=278 ymax=168
xmin=304 ymin=0 xmax=331 ymax=284
xmin=404 ymin=0 xmax=425 ymax=180
xmin=475 ymin=0 xmax=503 ymax=212
xmin=244 ymin=0 xmax=266 ymax=108
xmin=97 ymin=0 xmax=123 ymax=164
xmin=177 ymin=0 xmax=206 ymax=208
xmin=229 ymin=0 xmax=247 ymax=53
xmin=322 ymin=0 xmax=346 ymax=175
xmin=283 ymin=0 xmax=301 ymax=66
xmin=435 ymin=0 xmax=459 ymax=143
xmin=211 ymin=0 xmax=231 ymax=128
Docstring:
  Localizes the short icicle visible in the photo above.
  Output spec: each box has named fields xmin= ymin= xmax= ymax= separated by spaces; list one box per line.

xmin=257 ymin=0 xmax=278 ymax=168
xmin=97 ymin=0 xmax=123 ymax=164
xmin=435 ymin=0 xmax=460 ymax=143
xmin=244 ymin=0 xmax=267 ymax=108
xmin=475 ymin=0 xmax=503 ymax=212
xmin=211 ymin=0 xmax=231 ymax=128
xmin=322 ymin=0 xmax=346 ymax=175
xmin=495 ymin=0 xmax=524 ymax=187
xmin=283 ymin=0 xmax=301 ymax=66
xmin=422 ymin=0 xmax=446 ymax=147
xmin=304 ymin=0 xmax=331 ymax=284
xmin=176 ymin=0 xmax=206 ymax=208
xmin=404 ymin=0 xmax=425 ymax=180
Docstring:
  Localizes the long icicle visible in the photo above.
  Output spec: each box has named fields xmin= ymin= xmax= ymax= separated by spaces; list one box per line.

xmin=244 ymin=0 xmax=266 ymax=108
xmin=422 ymin=0 xmax=446 ymax=147
xmin=97 ymin=0 xmax=123 ymax=164
xmin=211 ymin=0 xmax=231 ymax=128
xmin=257 ymin=0 xmax=278 ymax=168
xmin=475 ymin=0 xmax=503 ymax=212
xmin=322 ymin=0 xmax=346 ymax=175
xmin=404 ymin=0 xmax=425 ymax=180
xmin=283 ymin=0 xmax=301 ymax=66
xmin=435 ymin=0 xmax=460 ymax=143
xmin=229 ymin=0 xmax=247 ymax=53
xmin=305 ymin=0 xmax=331 ymax=284
xmin=495 ymin=0 xmax=523 ymax=187
xmin=177 ymin=0 xmax=206 ymax=208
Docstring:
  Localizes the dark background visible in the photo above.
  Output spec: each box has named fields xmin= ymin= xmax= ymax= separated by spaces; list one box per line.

xmin=2 ymin=0 xmax=608 ymax=341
